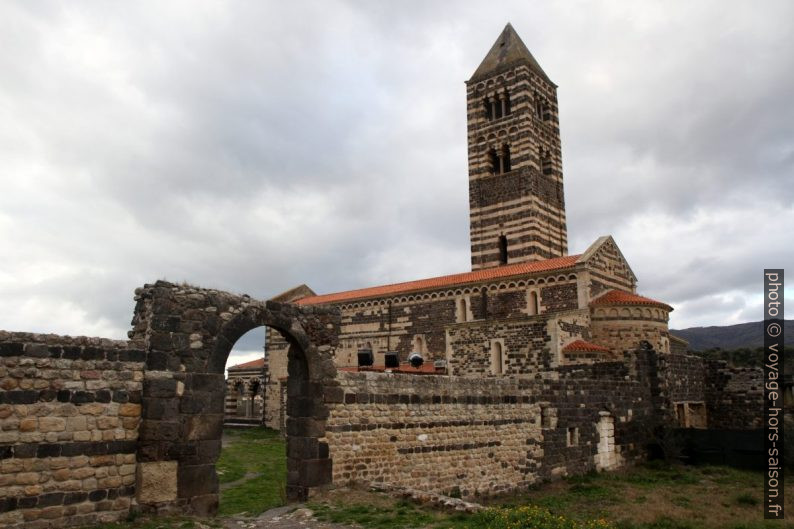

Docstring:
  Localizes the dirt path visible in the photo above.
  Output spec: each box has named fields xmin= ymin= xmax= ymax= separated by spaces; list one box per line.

xmin=219 ymin=472 xmax=263 ymax=491
xmin=222 ymin=506 xmax=355 ymax=529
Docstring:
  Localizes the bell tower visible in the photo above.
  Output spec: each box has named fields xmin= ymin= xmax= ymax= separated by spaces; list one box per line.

xmin=467 ymin=23 xmax=568 ymax=270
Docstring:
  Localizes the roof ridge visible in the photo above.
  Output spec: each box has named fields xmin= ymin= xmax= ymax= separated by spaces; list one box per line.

xmin=562 ymin=339 xmax=611 ymax=353
xmin=590 ymin=289 xmax=673 ymax=311
xmin=228 ymin=357 xmax=266 ymax=370
xmin=298 ymin=254 xmax=580 ymax=306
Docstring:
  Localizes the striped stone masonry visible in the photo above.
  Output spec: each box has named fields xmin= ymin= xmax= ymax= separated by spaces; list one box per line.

xmin=0 ymin=333 xmax=143 ymax=529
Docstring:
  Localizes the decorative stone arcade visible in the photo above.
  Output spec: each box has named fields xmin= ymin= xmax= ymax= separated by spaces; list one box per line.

xmin=129 ymin=281 xmax=339 ymax=515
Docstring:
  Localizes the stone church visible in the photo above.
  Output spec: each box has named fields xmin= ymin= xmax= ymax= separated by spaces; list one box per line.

xmin=228 ymin=24 xmax=682 ymax=430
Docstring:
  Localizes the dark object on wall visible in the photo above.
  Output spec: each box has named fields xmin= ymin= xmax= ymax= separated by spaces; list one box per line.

xmin=408 ymin=352 xmax=424 ymax=368
xmin=357 ymin=348 xmax=373 ymax=367
xmin=384 ymin=351 xmax=400 ymax=368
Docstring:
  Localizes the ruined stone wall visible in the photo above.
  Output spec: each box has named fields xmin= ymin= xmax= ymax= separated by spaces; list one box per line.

xmin=0 ymin=332 xmax=143 ymax=529
xmin=323 ymin=356 xmax=654 ymax=499
xmin=704 ymin=361 xmax=764 ymax=430
xmin=657 ymin=353 xmax=706 ymax=404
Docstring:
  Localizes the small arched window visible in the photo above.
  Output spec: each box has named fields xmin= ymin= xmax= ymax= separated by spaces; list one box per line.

xmin=528 ymin=291 xmax=539 ymax=316
xmin=498 ymin=235 xmax=508 ymax=265
xmin=491 ymin=341 xmax=504 ymax=375
xmin=502 ymin=144 xmax=511 ymax=173
xmin=535 ymin=94 xmax=544 ymax=119
xmin=483 ymin=97 xmax=493 ymax=121
xmin=494 ymin=95 xmax=503 ymax=119
xmin=542 ymin=150 xmax=553 ymax=175
xmin=457 ymin=298 xmax=468 ymax=323
xmin=412 ymin=335 xmax=426 ymax=354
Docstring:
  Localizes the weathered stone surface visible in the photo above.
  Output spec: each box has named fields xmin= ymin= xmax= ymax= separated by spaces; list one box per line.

xmin=135 ymin=461 xmax=177 ymax=504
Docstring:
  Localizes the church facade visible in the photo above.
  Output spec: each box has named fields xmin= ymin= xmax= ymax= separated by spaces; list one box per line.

xmin=260 ymin=24 xmax=679 ymax=430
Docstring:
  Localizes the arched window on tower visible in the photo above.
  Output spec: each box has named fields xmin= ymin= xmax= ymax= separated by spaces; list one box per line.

xmin=542 ymin=150 xmax=553 ymax=175
xmin=498 ymin=235 xmax=508 ymax=265
xmin=502 ymin=144 xmax=511 ymax=173
xmin=535 ymin=94 xmax=544 ymax=119
xmin=483 ymin=97 xmax=493 ymax=121
xmin=489 ymin=148 xmax=500 ymax=175
xmin=504 ymin=91 xmax=511 ymax=116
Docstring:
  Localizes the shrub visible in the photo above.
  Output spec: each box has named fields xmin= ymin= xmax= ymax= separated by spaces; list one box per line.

xmin=733 ymin=493 xmax=758 ymax=506
xmin=471 ymin=506 xmax=615 ymax=529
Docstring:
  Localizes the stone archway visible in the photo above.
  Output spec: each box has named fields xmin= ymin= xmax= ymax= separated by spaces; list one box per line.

xmin=130 ymin=281 xmax=339 ymax=515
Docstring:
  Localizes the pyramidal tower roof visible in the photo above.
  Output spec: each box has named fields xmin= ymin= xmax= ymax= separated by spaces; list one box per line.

xmin=469 ymin=23 xmax=554 ymax=85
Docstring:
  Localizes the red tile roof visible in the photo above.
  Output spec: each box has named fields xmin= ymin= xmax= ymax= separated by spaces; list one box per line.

xmin=590 ymin=290 xmax=672 ymax=311
xmin=297 ymin=255 xmax=581 ymax=305
xmin=562 ymin=340 xmax=611 ymax=354
xmin=228 ymin=358 xmax=265 ymax=370
xmin=339 ymin=364 xmax=443 ymax=375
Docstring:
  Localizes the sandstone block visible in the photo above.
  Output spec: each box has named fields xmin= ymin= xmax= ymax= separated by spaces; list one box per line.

xmin=119 ymin=403 xmax=141 ymax=417
xmin=24 ymin=485 xmax=43 ymax=496
xmin=53 ymin=469 xmax=71 ymax=481
xmin=0 ymin=378 xmax=18 ymax=390
xmin=136 ymin=461 xmax=178 ymax=504
xmin=19 ymin=417 xmax=37 ymax=432
xmin=16 ymin=472 xmax=39 ymax=485
xmin=39 ymin=417 xmax=66 ymax=432
xmin=73 ymin=430 xmax=91 ymax=442
xmin=72 ymin=467 xmax=94 ymax=480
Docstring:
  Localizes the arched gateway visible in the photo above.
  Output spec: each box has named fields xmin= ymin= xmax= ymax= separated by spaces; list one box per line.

xmin=129 ymin=281 xmax=339 ymax=515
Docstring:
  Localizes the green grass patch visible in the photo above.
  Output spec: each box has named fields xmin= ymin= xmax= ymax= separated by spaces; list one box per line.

xmin=216 ymin=427 xmax=287 ymax=516
xmin=309 ymin=500 xmax=457 ymax=529
xmin=310 ymin=501 xmax=616 ymax=529
xmin=733 ymin=492 xmax=758 ymax=507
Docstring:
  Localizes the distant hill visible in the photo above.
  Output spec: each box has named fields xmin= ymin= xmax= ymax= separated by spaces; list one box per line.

xmin=670 ymin=320 xmax=793 ymax=351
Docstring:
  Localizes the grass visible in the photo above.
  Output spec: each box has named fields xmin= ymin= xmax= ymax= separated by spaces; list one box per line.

xmin=310 ymin=463 xmax=794 ymax=529
xmin=482 ymin=463 xmax=794 ymax=529
xmin=216 ymin=426 xmax=287 ymax=516
xmin=310 ymin=498 xmax=466 ymax=529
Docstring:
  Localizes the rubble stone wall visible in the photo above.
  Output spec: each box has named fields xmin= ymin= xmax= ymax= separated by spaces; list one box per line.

xmin=657 ymin=353 xmax=706 ymax=406
xmin=445 ymin=316 xmax=552 ymax=376
xmin=0 ymin=332 xmax=143 ymax=529
xmin=323 ymin=354 xmax=655 ymax=499
xmin=704 ymin=361 xmax=764 ymax=430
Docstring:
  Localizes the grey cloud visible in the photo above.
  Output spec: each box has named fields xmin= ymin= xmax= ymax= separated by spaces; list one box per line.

xmin=0 ymin=0 xmax=792 ymax=359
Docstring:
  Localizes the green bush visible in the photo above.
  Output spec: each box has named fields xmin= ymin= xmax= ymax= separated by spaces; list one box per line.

xmin=472 ymin=506 xmax=615 ymax=529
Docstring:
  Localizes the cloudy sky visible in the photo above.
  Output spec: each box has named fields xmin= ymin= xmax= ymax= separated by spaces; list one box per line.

xmin=1 ymin=1 xmax=792 ymax=368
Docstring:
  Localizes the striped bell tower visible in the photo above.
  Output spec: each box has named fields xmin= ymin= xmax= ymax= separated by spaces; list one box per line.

xmin=467 ymin=23 xmax=568 ymax=270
